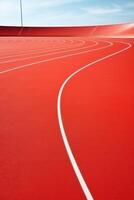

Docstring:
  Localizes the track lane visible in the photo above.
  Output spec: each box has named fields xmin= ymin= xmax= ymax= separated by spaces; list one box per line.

xmin=57 ymin=40 xmax=131 ymax=200
xmin=0 ymin=40 xmax=112 ymax=74
xmin=0 ymin=38 xmax=112 ymax=200
xmin=61 ymin=39 xmax=134 ymax=199
xmin=0 ymin=39 xmax=91 ymax=64
xmin=0 ymin=37 xmax=133 ymax=200
xmin=0 ymin=38 xmax=85 ymax=58
xmin=1 ymin=38 xmax=105 ymax=199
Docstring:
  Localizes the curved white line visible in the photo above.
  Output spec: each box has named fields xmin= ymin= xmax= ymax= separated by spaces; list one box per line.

xmin=0 ymin=40 xmax=66 ymax=57
xmin=57 ymin=41 xmax=132 ymax=200
xmin=0 ymin=40 xmax=94 ymax=65
xmin=0 ymin=43 xmax=72 ymax=60
xmin=0 ymin=39 xmax=67 ymax=58
xmin=0 ymin=38 xmax=85 ymax=60
xmin=0 ymin=38 xmax=78 ymax=55
xmin=0 ymin=40 xmax=112 ymax=74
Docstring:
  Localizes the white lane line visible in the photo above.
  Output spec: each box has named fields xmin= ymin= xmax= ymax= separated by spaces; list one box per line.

xmin=0 ymin=39 xmax=88 ymax=63
xmin=0 ymin=41 xmax=96 ymax=65
xmin=0 ymin=38 xmax=84 ymax=60
xmin=0 ymin=38 xmax=65 ymax=53
xmin=57 ymin=41 xmax=132 ymax=200
xmin=0 ymin=43 xmax=72 ymax=60
xmin=0 ymin=41 xmax=112 ymax=75
xmin=0 ymin=39 xmax=67 ymax=59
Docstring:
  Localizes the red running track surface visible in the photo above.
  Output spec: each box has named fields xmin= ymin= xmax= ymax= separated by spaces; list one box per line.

xmin=0 ymin=35 xmax=134 ymax=200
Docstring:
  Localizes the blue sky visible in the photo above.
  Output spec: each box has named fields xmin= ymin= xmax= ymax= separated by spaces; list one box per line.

xmin=0 ymin=0 xmax=134 ymax=26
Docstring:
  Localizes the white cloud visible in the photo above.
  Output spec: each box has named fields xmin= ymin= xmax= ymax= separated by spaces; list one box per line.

xmin=0 ymin=0 xmax=133 ymax=26
xmin=84 ymin=5 xmax=122 ymax=15
xmin=36 ymin=0 xmax=82 ymax=7
xmin=22 ymin=0 xmax=82 ymax=11
xmin=83 ymin=2 xmax=134 ymax=16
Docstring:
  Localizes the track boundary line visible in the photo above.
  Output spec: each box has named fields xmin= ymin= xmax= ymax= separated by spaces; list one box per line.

xmin=0 ymin=40 xmax=96 ymax=65
xmin=57 ymin=41 xmax=132 ymax=200
xmin=0 ymin=39 xmax=85 ymax=60
xmin=0 ymin=41 xmax=112 ymax=75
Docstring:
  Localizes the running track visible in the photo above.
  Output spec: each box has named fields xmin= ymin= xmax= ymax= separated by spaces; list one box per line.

xmin=0 ymin=37 xmax=134 ymax=200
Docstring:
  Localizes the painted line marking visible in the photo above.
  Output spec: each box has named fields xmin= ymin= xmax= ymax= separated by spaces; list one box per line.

xmin=57 ymin=41 xmax=132 ymax=200
xmin=0 ymin=40 xmax=95 ymax=65
xmin=0 ymin=41 xmax=112 ymax=75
